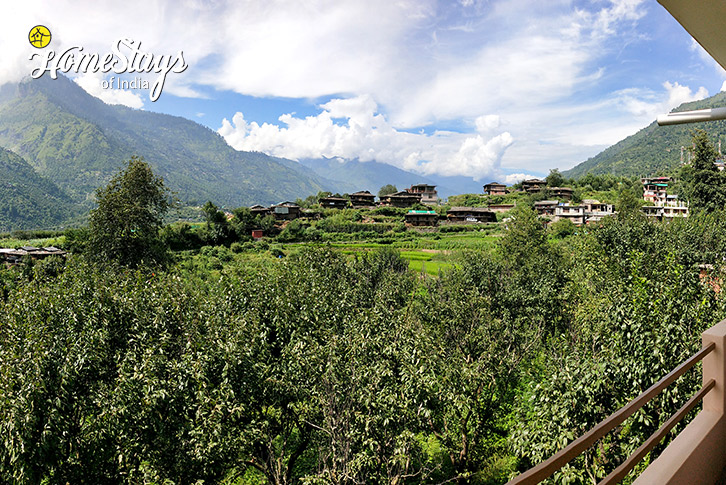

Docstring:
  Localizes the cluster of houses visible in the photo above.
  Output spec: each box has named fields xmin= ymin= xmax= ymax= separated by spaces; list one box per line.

xmin=486 ymin=178 xmax=616 ymax=225
xmin=486 ymin=176 xmax=690 ymax=224
xmin=248 ymin=184 xmax=438 ymax=221
xmin=246 ymin=183 xmax=511 ymax=228
xmin=640 ymin=176 xmax=689 ymax=220
xmin=244 ymin=174 xmax=690 ymax=235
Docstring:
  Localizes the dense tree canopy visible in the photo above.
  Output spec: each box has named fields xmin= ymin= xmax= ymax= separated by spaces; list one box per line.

xmin=88 ymin=156 xmax=172 ymax=266
xmin=3 ymin=181 xmax=726 ymax=484
xmin=679 ymin=129 xmax=726 ymax=213
xmin=378 ymin=184 xmax=398 ymax=197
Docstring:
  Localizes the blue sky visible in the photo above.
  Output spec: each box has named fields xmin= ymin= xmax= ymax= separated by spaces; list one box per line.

xmin=2 ymin=0 xmax=725 ymax=182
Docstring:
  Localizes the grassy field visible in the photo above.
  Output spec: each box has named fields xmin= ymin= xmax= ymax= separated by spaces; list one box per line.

xmin=0 ymin=235 xmax=66 ymax=249
xmin=0 ymin=221 xmax=503 ymax=279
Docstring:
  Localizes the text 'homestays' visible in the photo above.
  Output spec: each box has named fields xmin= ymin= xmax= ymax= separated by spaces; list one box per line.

xmin=29 ymin=39 xmax=188 ymax=101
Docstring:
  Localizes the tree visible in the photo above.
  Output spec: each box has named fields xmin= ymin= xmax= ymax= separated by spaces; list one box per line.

xmin=616 ymin=183 xmax=643 ymax=217
xmin=88 ymin=156 xmax=172 ymax=266
xmin=500 ymin=204 xmax=547 ymax=267
xmin=545 ymin=168 xmax=566 ymax=188
xmin=201 ymin=201 xmax=233 ymax=245
xmin=378 ymin=184 xmax=398 ymax=198
xmin=680 ymin=129 xmax=726 ymax=213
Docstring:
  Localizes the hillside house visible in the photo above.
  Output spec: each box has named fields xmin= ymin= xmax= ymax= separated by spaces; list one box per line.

xmin=550 ymin=186 xmax=575 ymax=200
xmin=0 ymin=246 xmax=67 ymax=266
xmin=271 ymin=202 xmax=302 ymax=220
xmin=487 ymin=203 xmax=515 ymax=212
xmin=582 ymin=199 xmax=616 ymax=223
xmin=319 ymin=196 xmax=348 ymax=210
xmin=483 ymin=182 xmax=507 ymax=196
xmin=379 ymin=190 xmax=422 ymax=208
xmin=446 ymin=206 xmax=497 ymax=223
xmin=534 ymin=200 xmax=558 ymax=216
xmin=554 ymin=205 xmax=586 ymax=225
xmin=349 ymin=190 xmax=376 ymax=208
xmin=407 ymin=184 xmax=439 ymax=204
xmin=521 ymin=178 xmax=546 ymax=193
xmin=642 ymin=177 xmax=671 ymax=204
xmin=405 ymin=210 xmax=439 ymax=226
xmin=250 ymin=204 xmax=271 ymax=218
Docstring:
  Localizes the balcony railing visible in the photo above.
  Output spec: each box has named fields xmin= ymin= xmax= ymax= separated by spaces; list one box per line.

xmin=507 ymin=318 xmax=726 ymax=484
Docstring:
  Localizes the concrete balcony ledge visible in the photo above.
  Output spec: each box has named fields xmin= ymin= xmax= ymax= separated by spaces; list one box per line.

xmin=634 ymin=319 xmax=726 ymax=484
xmin=634 ymin=411 xmax=725 ymax=484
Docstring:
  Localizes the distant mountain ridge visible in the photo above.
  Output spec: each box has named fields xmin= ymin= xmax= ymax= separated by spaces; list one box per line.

xmin=0 ymin=75 xmax=327 ymax=208
xmin=0 ymin=75 xmax=499 ymax=230
xmin=564 ymin=92 xmax=726 ymax=179
xmin=297 ymin=158 xmax=485 ymax=198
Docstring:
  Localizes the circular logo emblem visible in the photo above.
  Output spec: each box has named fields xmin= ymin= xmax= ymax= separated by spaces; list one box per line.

xmin=29 ymin=25 xmax=51 ymax=49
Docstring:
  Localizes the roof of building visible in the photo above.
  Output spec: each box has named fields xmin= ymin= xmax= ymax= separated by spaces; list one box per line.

xmin=273 ymin=201 xmax=300 ymax=207
xmin=384 ymin=191 xmax=421 ymax=198
xmin=447 ymin=206 xmax=496 ymax=213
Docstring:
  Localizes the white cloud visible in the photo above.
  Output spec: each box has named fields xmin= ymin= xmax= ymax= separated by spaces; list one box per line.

xmin=74 ymin=73 xmax=144 ymax=109
xmin=615 ymin=81 xmax=708 ymax=120
xmin=2 ymin=0 xmax=718 ymax=177
xmin=504 ymin=173 xmax=535 ymax=184
xmin=219 ymin=96 xmax=514 ymax=181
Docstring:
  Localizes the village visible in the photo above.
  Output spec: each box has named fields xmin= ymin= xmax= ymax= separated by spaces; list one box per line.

xmin=242 ymin=175 xmax=689 ymax=233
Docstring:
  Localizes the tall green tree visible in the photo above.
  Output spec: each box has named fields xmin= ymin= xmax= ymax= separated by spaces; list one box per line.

xmin=201 ymin=201 xmax=233 ymax=245
xmin=680 ymin=129 xmax=726 ymax=213
xmin=378 ymin=184 xmax=398 ymax=198
xmin=88 ymin=156 xmax=172 ymax=266
xmin=545 ymin=168 xmax=567 ymax=187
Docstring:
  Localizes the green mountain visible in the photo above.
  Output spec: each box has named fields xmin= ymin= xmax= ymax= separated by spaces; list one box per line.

xmin=564 ymin=91 xmax=726 ymax=179
xmin=0 ymin=75 xmax=326 ymax=208
xmin=0 ymin=147 xmax=78 ymax=231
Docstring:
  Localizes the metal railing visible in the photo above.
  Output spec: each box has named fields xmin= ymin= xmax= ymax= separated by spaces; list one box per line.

xmin=507 ymin=341 xmax=716 ymax=485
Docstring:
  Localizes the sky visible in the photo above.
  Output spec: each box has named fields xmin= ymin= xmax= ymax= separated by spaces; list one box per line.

xmin=3 ymin=0 xmax=725 ymax=183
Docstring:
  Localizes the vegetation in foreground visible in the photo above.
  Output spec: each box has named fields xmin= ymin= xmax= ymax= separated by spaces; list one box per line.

xmin=2 ymin=136 xmax=726 ymax=484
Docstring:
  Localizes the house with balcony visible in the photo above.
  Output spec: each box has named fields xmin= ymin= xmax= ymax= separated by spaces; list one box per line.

xmin=250 ymin=204 xmax=271 ymax=218
xmin=642 ymin=177 xmax=671 ymax=204
xmin=521 ymin=178 xmax=546 ymax=193
xmin=319 ymin=196 xmax=348 ymax=210
xmin=550 ymin=187 xmax=574 ymax=200
xmin=554 ymin=204 xmax=586 ymax=225
xmin=407 ymin=184 xmax=439 ymax=205
xmin=534 ymin=200 xmax=558 ymax=217
xmin=379 ymin=190 xmax=422 ymax=208
xmin=405 ymin=210 xmax=439 ymax=226
xmin=582 ymin=199 xmax=616 ymax=223
xmin=271 ymin=202 xmax=302 ymax=220
xmin=446 ymin=206 xmax=497 ymax=223
xmin=349 ymin=190 xmax=376 ymax=208
xmin=483 ymin=182 xmax=507 ymax=196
